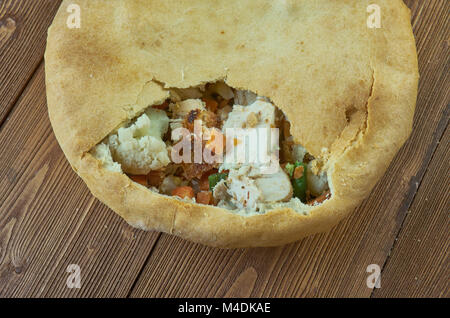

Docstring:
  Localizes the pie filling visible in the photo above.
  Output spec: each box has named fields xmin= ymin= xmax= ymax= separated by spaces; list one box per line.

xmin=91 ymin=81 xmax=331 ymax=214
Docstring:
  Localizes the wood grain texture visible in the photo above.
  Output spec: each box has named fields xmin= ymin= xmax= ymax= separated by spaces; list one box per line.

xmin=372 ymin=125 xmax=449 ymax=298
xmin=0 ymin=0 xmax=61 ymax=125
xmin=0 ymin=0 xmax=447 ymax=298
xmin=0 ymin=65 xmax=160 ymax=297
xmin=129 ymin=0 xmax=450 ymax=298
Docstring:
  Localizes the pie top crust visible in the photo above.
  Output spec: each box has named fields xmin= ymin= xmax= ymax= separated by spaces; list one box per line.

xmin=45 ymin=0 xmax=418 ymax=247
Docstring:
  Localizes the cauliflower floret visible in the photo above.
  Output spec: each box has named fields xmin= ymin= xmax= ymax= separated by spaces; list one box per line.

xmin=108 ymin=108 xmax=170 ymax=175
xmin=91 ymin=143 xmax=122 ymax=173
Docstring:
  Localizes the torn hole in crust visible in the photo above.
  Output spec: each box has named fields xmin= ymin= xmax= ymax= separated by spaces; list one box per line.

xmin=89 ymin=80 xmax=332 ymax=214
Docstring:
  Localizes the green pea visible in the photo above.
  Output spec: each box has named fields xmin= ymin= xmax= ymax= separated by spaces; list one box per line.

xmin=285 ymin=163 xmax=295 ymax=177
xmin=208 ymin=173 xmax=228 ymax=190
xmin=290 ymin=162 xmax=307 ymax=202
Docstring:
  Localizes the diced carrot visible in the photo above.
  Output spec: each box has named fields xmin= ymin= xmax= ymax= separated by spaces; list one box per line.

xmin=130 ymin=175 xmax=148 ymax=187
xmin=153 ymin=100 xmax=169 ymax=110
xmin=203 ymin=98 xmax=219 ymax=112
xmin=147 ymin=171 xmax=164 ymax=187
xmin=199 ymin=175 xmax=210 ymax=191
xmin=172 ymin=186 xmax=195 ymax=199
xmin=196 ymin=191 xmax=213 ymax=205
xmin=199 ymin=169 xmax=217 ymax=191
xmin=293 ymin=166 xmax=304 ymax=179
xmin=307 ymin=190 xmax=331 ymax=206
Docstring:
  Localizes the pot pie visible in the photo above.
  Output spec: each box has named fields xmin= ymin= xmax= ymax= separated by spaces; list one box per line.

xmin=45 ymin=0 xmax=418 ymax=248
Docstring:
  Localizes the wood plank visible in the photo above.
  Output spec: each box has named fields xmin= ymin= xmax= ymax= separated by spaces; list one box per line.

xmin=129 ymin=0 xmax=449 ymax=297
xmin=0 ymin=0 xmax=62 ymax=125
xmin=0 ymin=65 xmax=160 ymax=297
xmin=372 ymin=125 xmax=449 ymax=298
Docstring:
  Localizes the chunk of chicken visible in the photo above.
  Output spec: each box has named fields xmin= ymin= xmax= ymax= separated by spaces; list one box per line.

xmin=170 ymin=99 xmax=205 ymax=118
xmin=223 ymin=99 xmax=276 ymax=129
xmin=255 ymin=170 xmax=293 ymax=202
xmin=221 ymin=100 xmax=278 ymax=172
xmin=213 ymin=166 xmax=293 ymax=210
xmin=226 ymin=166 xmax=262 ymax=210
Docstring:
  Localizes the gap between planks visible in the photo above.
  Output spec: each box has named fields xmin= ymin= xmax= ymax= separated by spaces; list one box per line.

xmin=370 ymin=115 xmax=449 ymax=298
xmin=0 ymin=58 xmax=44 ymax=131
xmin=126 ymin=232 xmax=162 ymax=298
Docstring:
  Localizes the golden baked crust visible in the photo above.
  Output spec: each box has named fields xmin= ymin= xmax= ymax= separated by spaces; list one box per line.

xmin=45 ymin=0 xmax=418 ymax=247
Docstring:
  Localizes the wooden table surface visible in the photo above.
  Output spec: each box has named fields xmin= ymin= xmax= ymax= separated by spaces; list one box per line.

xmin=0 ymin=0 xmax=448 ymax=298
